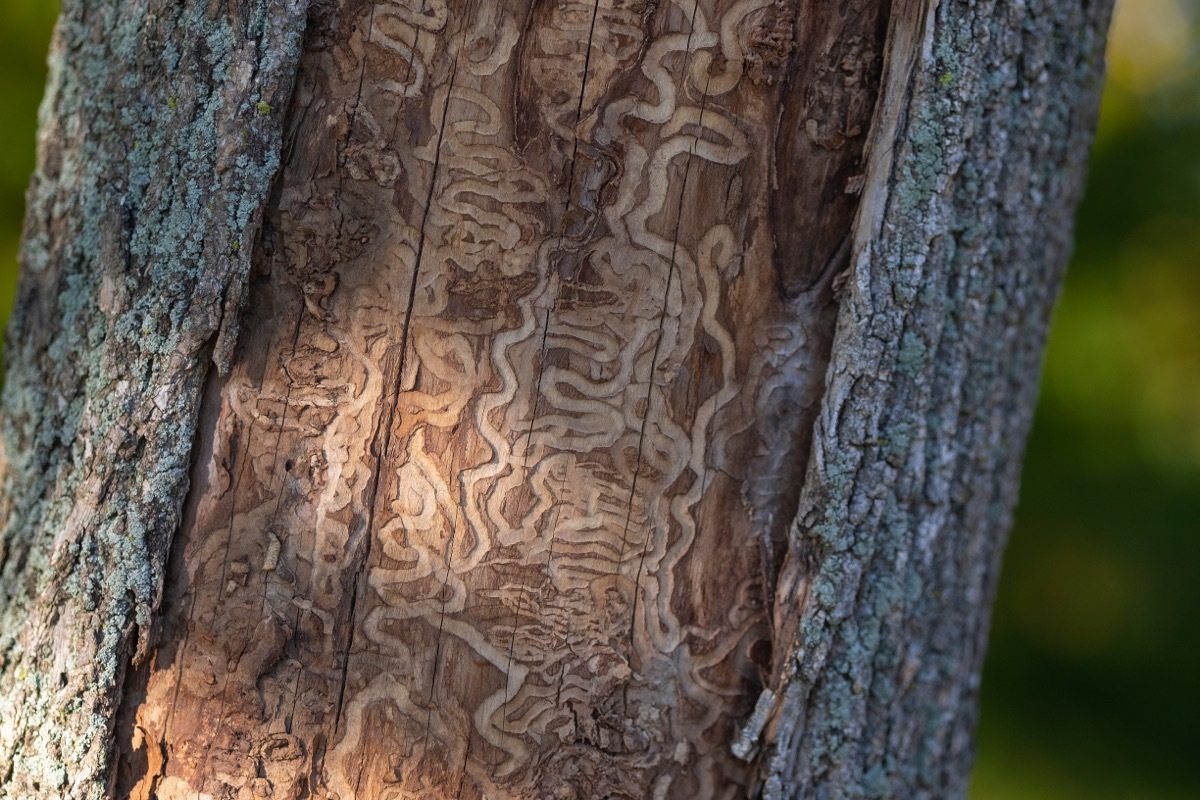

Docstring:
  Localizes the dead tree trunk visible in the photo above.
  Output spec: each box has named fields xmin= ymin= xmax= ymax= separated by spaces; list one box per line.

xmin=0 ymin=0 xmax=1111 ymax=798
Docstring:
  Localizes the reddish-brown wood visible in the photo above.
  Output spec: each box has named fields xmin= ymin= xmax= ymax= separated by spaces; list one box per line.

xmin=116 ymin=1 xmax=884 ymax=796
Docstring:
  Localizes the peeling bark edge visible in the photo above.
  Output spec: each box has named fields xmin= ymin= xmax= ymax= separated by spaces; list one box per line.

xmin=0 ymin=2 xmax=309 ymax=798
xmin=760 ymin=0 xmax=1113 ymax=797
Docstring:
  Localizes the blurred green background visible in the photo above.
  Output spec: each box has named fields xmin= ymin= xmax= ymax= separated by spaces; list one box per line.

xmin=0 ymin=1 xmax=1196 ymax=797
xmin=972 ymin=1 xmax=1200 ymax=798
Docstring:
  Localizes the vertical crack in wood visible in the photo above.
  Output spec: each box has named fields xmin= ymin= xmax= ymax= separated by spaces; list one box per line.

xmin=623 ymin=13 xmax=713 ymax=677
xmin=335 ymin=48 xmax=463 ymax=737
xmin=520 ymin=0 xmax=604 ymax=473
xmin=503 ymin=0 xmax=605 ymax=738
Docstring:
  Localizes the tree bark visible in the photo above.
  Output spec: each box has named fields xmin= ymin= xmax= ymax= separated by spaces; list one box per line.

xmin=0 ymin=0 xmax=1111 ymax=799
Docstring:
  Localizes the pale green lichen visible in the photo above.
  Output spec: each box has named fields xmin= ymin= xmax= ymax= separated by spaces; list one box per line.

xmin=764 ymin=0 xmax=1113 ymax=796
xmin=896 ymin=329 xmax=929 ymax=377
xmin=0 ymin=0 xmax=308 ymax=797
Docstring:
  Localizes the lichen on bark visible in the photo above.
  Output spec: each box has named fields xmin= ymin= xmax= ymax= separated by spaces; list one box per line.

xmin=760 ymin=0 xmax=1113 ymax=796
xmin=0 ymin=1 xmax=308 ymax=797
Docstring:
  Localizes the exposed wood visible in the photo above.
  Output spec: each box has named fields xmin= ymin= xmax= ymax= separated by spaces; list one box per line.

xmin=116 ymin=1 xmax=886 ymax=796
xmin=0 ymin=0 xmax=1114 ymax=797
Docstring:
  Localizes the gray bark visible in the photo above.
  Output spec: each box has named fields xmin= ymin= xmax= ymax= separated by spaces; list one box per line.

xmin=761 ymin=1 xmax=1112 ymax=796
xmin=0 ymin=1 xmax=306 ymax=795
xmin=0 ymin=0 xmax=1111 ymax=798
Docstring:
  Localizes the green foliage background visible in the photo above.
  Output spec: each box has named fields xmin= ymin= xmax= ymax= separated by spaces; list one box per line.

xmin=972 ymin=2 xmax=1200 ymax=797
xmin=1 ymin=2 xmax=1196 ymax=797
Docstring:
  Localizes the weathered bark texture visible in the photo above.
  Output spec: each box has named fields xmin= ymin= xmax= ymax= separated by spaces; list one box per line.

xmin=0 ymin=0 xmax=1111 ymax=798
xmin=760 ymin=2 xmax=1113 ymax=796
xmin=0 ymin=0 xmax=307 ymax=796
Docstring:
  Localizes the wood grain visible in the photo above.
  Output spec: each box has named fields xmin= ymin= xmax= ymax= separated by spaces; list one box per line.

xmin=116 ymin=0 xmax=885 ymax=796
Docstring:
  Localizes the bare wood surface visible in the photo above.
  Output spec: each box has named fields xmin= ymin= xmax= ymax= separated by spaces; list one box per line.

xmin=117 ymin=1 xmax=885 ymax=797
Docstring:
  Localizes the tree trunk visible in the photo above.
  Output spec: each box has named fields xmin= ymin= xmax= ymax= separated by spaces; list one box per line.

xmin=0 ymin=0 xmax=1111 ymax=798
